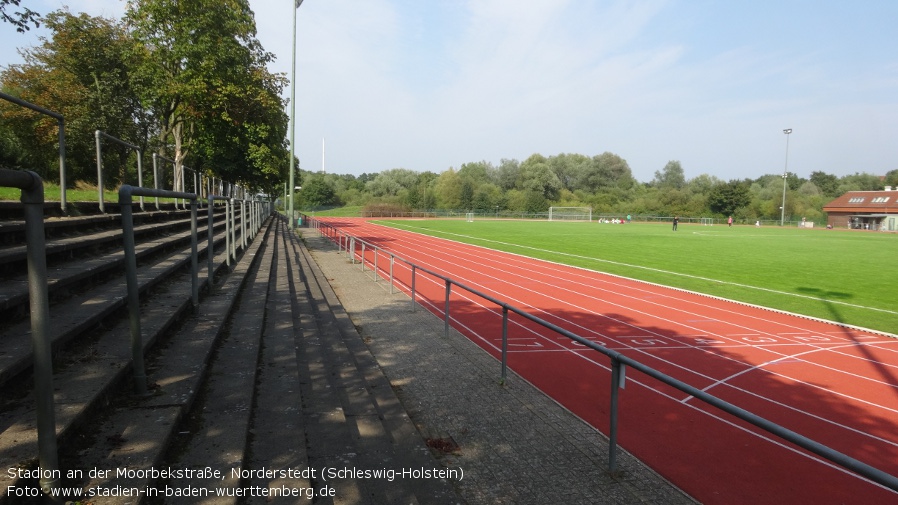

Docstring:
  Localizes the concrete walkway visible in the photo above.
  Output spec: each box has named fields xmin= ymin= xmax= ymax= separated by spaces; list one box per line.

xmin=300 ymin=229 xmax=697 ymax=505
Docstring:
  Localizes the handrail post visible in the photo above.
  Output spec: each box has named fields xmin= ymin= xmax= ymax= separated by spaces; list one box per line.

xmin=609 ymin=358 xmax=625 ymax=474
xmin=360 ymin=243 xmax=366 ymax=272
xmin=2 ymin=169 xmax=61 ymax=493
xmin=444 ymin=279 xmax=451 ymax=338
xmin=152 ymin=153 xmax=160 ymax=210
xmin=229 ymin=198 xmax=236 ymax=263
xmin=95 ymin=130 xmax=105 ymax=212
xmin=119 ymin=185 xmax=198 ymax=395
xmin=208 ymin=196 xmax=215 ymax=285
xmin=119 ymin=186 xmax=149 ymax=396
xmin=501 ymin=306 xmax=509 ymax=384
xmin=190 ymin=198 xmax=199 ymax=306
xmin=410 ymin=265 xmax=416 ymax=310
xmin=0 ymin=93 xmax=67 ymax=211
xmin=224 ymin=199 xmax=232 ymax=267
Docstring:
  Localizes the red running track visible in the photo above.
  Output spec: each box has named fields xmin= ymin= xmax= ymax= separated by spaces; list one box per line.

xmin=315 ymin=218 xmax=898 ymax=504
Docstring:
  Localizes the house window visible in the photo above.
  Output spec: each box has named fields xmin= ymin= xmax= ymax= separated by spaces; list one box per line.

xmin=849 ymin=197 xmax=865 ymax=203
xmin=871 ymin=197 xmax=890 ymax=203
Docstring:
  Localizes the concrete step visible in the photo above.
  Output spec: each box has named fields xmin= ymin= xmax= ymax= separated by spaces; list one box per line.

xmin=0 ymin=214 xmax=265 ymax=503
xmin=65 ymin=216 xmax=275 ymax=505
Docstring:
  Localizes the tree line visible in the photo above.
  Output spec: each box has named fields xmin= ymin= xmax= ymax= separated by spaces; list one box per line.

xmin=1 ymin=2 xmax=289 ymax=195
xmin=297 ymin=157 xmax=898 ymax=224
xmin=2 ymin=4 xmax=895 ymax=222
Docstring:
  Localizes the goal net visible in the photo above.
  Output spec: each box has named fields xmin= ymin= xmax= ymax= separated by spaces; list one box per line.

xmin=548 ymin=206 xmax=592 ymax=222
xmin=466 ymin=212 xmax=474 ymax=222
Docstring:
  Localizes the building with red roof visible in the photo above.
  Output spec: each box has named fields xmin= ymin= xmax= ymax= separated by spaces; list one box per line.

xmin=822 ymin=187 xmax=897 ymax=231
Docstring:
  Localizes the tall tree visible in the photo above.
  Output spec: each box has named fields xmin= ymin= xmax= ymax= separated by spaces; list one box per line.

xmin=519 ymin=153 xmax=561 ymax=201
xmin=652 ymin=160 xmax=686 ymax=189
xmin=707 ymin=180 xmax=751 ymax=216
xmin=1 ymin=10 xmax=146 ymax=185
xmin=126 ymin=0 xmax=287 ymax=191
xmin=809 ymin=171 xmax=839 ymax=197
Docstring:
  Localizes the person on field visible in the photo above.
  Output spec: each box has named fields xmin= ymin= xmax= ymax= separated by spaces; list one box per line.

xmin=728 ymin=216 xmax=733 ymax=227
xmin=672 ymin=216 xmax=679 ymax=231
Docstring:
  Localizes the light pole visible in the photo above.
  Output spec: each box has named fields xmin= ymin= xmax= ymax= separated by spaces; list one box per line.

xmin=780 ymin=128 xmax=792 ymax=226
xmin=289 ymin=0 xmax=304 ymax=229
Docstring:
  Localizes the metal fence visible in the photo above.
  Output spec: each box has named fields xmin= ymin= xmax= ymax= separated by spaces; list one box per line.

xmin=304 ymin=214 xmax=898 ymax=492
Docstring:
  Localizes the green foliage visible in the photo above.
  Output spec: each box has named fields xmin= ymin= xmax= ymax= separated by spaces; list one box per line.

xmin=1 ymin=10 xmax=147 ymax=185
xmin=126 ymin=0 xmax=287 ymax=191
xmin=707 ymin=180 xmax=751 ymax=216
xmin=299 ymin=176 xmax=336 ymax=208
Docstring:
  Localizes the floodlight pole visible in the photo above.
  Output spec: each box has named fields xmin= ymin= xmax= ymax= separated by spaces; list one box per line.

xmin=780 ymin=128 xmax=792 ymax=227
xmin=289 ymin=0 xmax=304 ymax=229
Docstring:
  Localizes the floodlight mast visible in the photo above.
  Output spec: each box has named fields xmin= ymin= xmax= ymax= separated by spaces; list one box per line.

xmin=289 ymin=0 xmax=305 ymax=228
xmin=781 ymin=128 xmax=792 ymax=226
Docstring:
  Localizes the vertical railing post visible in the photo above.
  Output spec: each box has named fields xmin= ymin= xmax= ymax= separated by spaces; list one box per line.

xmin=373 ymin=247 xmax=378 ymax=282
xmin=208 ymin=196 xmax=215 ymax=285
xmin=95 ymin=130 xmax=105 ymax=213
xmin=227 ymin=199 xmax=233 ymax=267
xmin=5 ymin=170 xmax=61 ymax=492
xmin=0 ymin=93 xmax=67 ymax=211
xmin=501 ymin=306 xmax=509 ymax=384
xmin=152 ymin=153 xmax=160 ymax=210
xmin=609 ymin=358 xmax=626 ymax=474
xmin=410 ymin=265 xmax=416 ymax=310
xmin=137 ymin=150 xmax=144 ymax=211
xmin=361 ymin=243 xmax=366 ymax=272
xmin=444 ymin=279 xmax=451 ymax=338
xmin=241 ymin=199 xmax=247 ymax=249
xmin=58 ymin=119 xmax=67 ymax=212
xmin=190 ymin=198 xmax=199 ymax=306
xmin=119 ymin=186 xmax=148 ymax=396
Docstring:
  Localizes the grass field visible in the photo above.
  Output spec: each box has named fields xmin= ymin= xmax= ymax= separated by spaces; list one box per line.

xmin=372 ymin=218 xmax=897 ymax=335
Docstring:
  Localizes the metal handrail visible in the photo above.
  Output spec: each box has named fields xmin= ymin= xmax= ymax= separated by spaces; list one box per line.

xmin=306 ymin=215 xmax=898 ymax=493
xmin=95 ymin=130 xmax=144 ymax=212
xmin=119 ymin=185 xmax=198 ymax=396
xmin=0 ymin=169 xmax=59 ymax=493
xmin=0 ymin=92 xmax=67 ymax=211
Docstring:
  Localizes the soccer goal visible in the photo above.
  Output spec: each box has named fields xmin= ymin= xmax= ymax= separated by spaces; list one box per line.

xmin=548 ymin=206 xmax=592 ymax=222
xmin=466 ymin=212 xmax=474 ymax=222
xmin=700 ymin=217 xmax=714 ymax=226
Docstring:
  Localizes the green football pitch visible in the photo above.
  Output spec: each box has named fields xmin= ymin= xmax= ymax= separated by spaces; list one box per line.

xmin=373 ymin=219 xmax=897 ymax=336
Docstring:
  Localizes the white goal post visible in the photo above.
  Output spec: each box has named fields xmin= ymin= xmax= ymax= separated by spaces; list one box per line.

xmin=466 ymin=212 xmax=474 ymax=222
xmin=548 ymin=206 xmax=592 ymax=222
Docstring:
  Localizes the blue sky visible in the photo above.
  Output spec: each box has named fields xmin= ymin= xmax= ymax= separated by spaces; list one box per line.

xmin=2 ymin=0 xmax=897 ymax=183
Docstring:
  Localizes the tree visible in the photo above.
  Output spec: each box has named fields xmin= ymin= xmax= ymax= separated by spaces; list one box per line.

xmin=582 ymin=152 xmax=635 ymax=192
xmin=299 ymin=176 xmax=336 ymax=208
xmin=1 ymin=10 xmax=147 ymax=185
xmin=708 ymin=180 xmax=751 ymax=216
xmin=519 ymin=153 xmax=561 ymax=201
xmin=807 ymin=171 xmax=839 ymax=197
xmin=434 ymin=168 xmax=463 ymax=209
xmin=652 ymin=160 xmax=686 ymax=189
xmin=366 ymin=168 xmax=419 ymax=197
xmin=494 ymin=158 xmax=520 ymax=190
xmin=1 ymin=0 xmax=39 ymax=32
xmin=885 ymin=169 xmax=898 ymax=188
xmin=126 ymin=0 xmax=287 ymax=191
